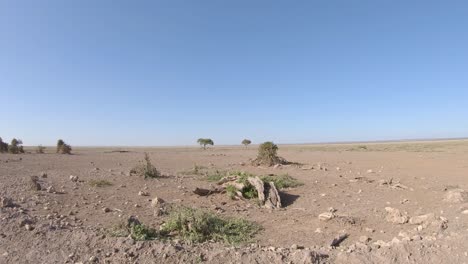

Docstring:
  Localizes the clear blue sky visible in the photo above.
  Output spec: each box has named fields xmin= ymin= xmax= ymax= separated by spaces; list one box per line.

xmin=1 ymin=1 xmax=467 ymax=146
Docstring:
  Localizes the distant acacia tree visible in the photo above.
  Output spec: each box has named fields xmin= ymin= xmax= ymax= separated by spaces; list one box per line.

xmin=197 ymin=138 xmax=214 ymax=150
xmin=241 ymin=139 xmax=252 ymax=148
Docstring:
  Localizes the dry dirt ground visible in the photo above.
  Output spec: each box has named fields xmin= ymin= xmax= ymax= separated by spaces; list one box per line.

xmin=1 ymin=140 xmax=468 ymax=263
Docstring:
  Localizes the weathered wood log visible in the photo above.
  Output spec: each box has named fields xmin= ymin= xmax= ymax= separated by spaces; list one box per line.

xmin=267 ymin=182 xmax=282 ymax=208
xmin=247 ymin=177 xmax=265 ymax=202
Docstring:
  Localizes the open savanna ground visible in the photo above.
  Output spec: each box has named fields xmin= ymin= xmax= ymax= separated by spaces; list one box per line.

xmin=1 ymin=139 xmax=468 ymax=263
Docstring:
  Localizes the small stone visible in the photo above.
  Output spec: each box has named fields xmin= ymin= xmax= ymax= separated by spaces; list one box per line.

xmin=461 ymin=210 xmax=468 ymax=215
xmin=24 ymin=224 xmax=34 ymax=231
xmin=365 ymin=228 xmax=375 ymax=233
xmin=318 ymin=212 xmax=335 ymax=221
xmin=367 ymin=169 xmax=374 ymax=173
xmin=291 ymin=244 xmax=299 ymax=250
xmin=385 ymin=207 xmax=409 ymax=224
xmin=46 ymin=186 xmax=56 ymax=193
xmin=151 ymin=197 xmax=165 ymax=207
xmin=70 ymin=175 xmax=79 ymax=182
xmin=0 ymin=197 xmax=13 ymax=208
xmin=41 ymin=172 xmax=48 ymax=178
xmin=103 ymin=207 xmax=111 ymax=213
xmin=359 ymin=236 xmax=370 ymax=243
xmin=89 ymin=256 xmax=98 ymax=262
xmin=444 ymin=189 xmax=468 ymax=203
xmin=138 ymin=191 xmax=149 ymax=196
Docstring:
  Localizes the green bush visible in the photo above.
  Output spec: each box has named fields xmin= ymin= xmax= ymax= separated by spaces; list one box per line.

xmin=260 ymin=174 xmax=303 ymax=189
xmin=161 ymin=207 xmax=260 ymax=244
xmin=252 ymin=141 xmax=286 ymax=166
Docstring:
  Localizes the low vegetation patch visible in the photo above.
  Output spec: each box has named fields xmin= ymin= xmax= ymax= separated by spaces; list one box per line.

xmin=260 ymin=174 xmax=304 ymax=189
xmin=130 ymin=153 xmax=161 ymax=179
xmin=89 ymin=179 xmax=113 ymax=187
xmin=109 ymin=222 xmax=160 ymax=241
xmin=161 ymin=207 xmax=261 ymax=244
xmin=109 ymin=207 xmax=261 ymax=244
xmin=179 ymin=164 xmax=208 ymax=176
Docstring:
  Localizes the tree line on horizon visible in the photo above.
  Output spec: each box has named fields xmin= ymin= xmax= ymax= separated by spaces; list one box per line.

xmin=0 ymin=137 xmax=72 ymax=155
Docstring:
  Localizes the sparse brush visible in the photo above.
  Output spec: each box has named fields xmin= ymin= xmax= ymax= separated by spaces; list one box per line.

xmin=130 ymin=224 xmax=160 ymax=241
xmin=109 ymin=222 xmax=160 ymax=241
xmin=130 ymin=153 xmax=161 ymax=179
xmin=161 ymin=207 xmax=261 ymax=244
xmin=36 ymin=145 xmax=46 ymax=154
xmin=260 ymin=174 xmax=303 ymax=189
xmin=89 ymin=179 xmax=113 ymax=187
xmin=179 ymin=164 xmax=208 ymax=176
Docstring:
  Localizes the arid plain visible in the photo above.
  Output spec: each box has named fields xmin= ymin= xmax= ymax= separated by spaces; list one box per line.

xmin=1 ymin=140 xmax=468 ymax=263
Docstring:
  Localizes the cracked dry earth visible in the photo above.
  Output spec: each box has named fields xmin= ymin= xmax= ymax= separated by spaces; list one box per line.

xmin=1 ymin=141 xmax=468 ymax=263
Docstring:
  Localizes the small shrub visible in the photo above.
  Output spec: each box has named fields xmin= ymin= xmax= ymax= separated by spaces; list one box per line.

xmin=8 ymin=138 xmax=23 ymax=154
xmin=130 ymin=153 xmax=161 ymax=179
xmin=252 ymin=141 xmax=286 ymax=166
xmin=241 ymin=139 xmax=252 ymax=148
xmin=260 ymin=174 xmax=303 ymax=189
xmin=36 ymin=145 xmax=46 ymax=154
xmin=197 ymin=138 xmax=214 ymax=150
xmin=57 ymin=139 xmax=72 ymax=154
xmin=161 ymin=207 xmax=261 ymax=244
xmin=89 ymin=179 xmax=113 ymax=187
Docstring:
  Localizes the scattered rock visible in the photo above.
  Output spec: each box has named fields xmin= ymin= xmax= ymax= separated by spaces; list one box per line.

xmin=318 ymin=212 xmax=335 ymax=221
xmin=0 ymin=197 xmax=13 ymax=208
xmin=102 ymin=207 xmax=111 ymax=213
xmin=409 ymin=213 xmax=436 ymax=225
xmin=70 ymin=175 xmax=79 ymax=182
xmin=24 ymin=224 xmax=34 ymax=231
xmin=359 ymin=236 xmax=370 ymax=243
xmin=444 ymin=189 xmax=468 ymax=203
xmin=138 ymin=191 xmax=149 ymax=196
xmin=46 ymin=186 xmax=56 ymax=194
xmin=385 ymin=207 xmax=409 ymax=224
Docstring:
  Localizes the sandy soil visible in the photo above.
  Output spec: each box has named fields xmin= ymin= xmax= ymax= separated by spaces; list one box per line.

xmin=1 ymin=140 xmax=468 ymax=263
